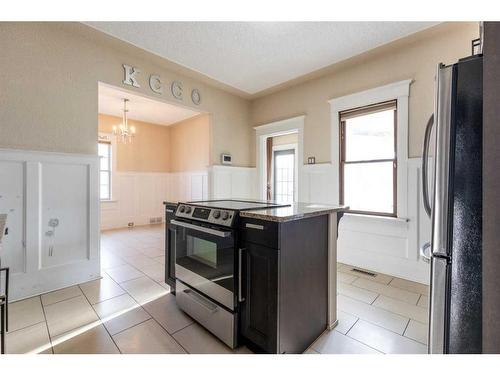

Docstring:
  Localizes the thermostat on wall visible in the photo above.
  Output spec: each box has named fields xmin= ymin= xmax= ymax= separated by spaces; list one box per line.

xmin=221 ymin=154 xmax=232 ymax=165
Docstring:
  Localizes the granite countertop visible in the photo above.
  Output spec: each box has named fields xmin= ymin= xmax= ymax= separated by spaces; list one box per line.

xmin=240 ymin=202 xmax=348 ymax=223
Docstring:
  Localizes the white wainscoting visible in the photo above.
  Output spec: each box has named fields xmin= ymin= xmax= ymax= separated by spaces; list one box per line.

xmin=100 ymin=166 xmax=257 ymax=231
xmin=299 ymin=163 xmax=338 ymax=204
xmin=300 ymin=158 xmax=431 ymax=284
xmin=101 ymin=170 xmax=209 ymax=230
xmin=169 ymin=170 xmax=209 ymax=203
xmin=209 ymin=165 xmax=257 ymax=200
xmin=0 ymin=148 xmax=100 ymax=301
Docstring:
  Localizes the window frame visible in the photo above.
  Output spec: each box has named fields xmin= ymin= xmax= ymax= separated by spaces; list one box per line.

xmin=339 ymin=100 xmax=398 ymax=217
xmin=98 ymin=140 xmax=112 ymax=201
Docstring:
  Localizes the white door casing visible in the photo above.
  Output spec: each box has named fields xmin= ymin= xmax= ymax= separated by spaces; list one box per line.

xmin=254 ymin=115 xmax=304 ymax=201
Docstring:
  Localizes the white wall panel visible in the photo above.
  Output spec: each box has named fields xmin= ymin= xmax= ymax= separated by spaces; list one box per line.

xmin=40 ymin=162 xmax=89 ymax=268
xmin=209 ymin=166 xmax=257 ymax=200
xmin=300 ymin=163 xmax=337 ymax=204
xmin=0 ymin=148 xmax=100 ymax=301
xmin=100 ymin=170 xmax=208 ymax=230
xmin=0 ymin=160 xmax=25 ymax=274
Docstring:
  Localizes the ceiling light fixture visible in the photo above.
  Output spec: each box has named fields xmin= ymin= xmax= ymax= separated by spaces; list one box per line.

xmin=112 ymin=98 xmax=136 ymax=144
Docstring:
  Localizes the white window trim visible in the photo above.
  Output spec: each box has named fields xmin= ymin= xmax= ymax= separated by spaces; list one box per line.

xmin=328 ymin=79 xmax=412 ymax=219
xmin=98 ymin=132 xmax=117 ymax=202
xmin=254 ymin=115 xmax=304 ymax=201
xmin=271 ymin=143 xmax=299 ymax=203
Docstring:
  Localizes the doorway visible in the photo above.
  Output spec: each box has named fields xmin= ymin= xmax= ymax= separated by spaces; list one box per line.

xmin=255 ymin=115 xmax=304 ymax=202
xmin=97 ymin=82 xmax=209 ymax=286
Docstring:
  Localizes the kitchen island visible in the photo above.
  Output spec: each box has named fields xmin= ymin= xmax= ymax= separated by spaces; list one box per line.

xmin=238 ymin=203 xmax=347 ymax=353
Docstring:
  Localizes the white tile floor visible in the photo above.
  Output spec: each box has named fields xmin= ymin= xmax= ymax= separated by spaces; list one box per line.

xmin=4 ymin=224 xmax=430 ymax=354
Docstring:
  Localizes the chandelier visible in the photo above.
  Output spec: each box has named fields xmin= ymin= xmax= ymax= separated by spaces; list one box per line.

xmin=112 ymin=98 xmax=136 ymax=144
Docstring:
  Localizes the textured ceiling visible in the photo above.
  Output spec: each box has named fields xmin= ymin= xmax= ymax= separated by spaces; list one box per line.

xmin=87 ymin=22 xmax=438 ymax=94
xmin=98 ymin=83 xmax=200 ymax=126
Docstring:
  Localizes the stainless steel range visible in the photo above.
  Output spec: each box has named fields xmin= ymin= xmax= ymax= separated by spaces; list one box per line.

xmin=171 ymin=200 xmax=288 ymax=348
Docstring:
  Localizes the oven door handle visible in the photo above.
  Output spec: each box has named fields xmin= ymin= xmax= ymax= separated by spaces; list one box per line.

xmin=181 ymin=288 xmax=219 ymax=313
xmin=170 ymin=220 xmax=231 ymax=238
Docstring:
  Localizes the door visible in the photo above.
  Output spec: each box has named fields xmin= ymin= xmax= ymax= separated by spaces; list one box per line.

xmin=428 ymin=63 xmax=454 ymax=354
xmin=273 ymin=149 xmax=295 ymax=204
xmin=171 ymin=220 xmax=235 ymax=309
xmin=240 ymin=242 xmax=279 ymax=353
xmin=429 ymin=256 xmax=450 ymax=353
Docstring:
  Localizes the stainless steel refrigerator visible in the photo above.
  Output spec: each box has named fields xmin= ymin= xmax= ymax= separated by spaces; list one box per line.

xmin=421 ymin=55 xmax=483 ymax=354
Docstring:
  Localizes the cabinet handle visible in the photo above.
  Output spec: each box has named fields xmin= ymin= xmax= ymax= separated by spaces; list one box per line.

xmin=238 ymin=248 xmax=246 ymax=302
xmin=245 ymin=223 xmax=264 ymax=230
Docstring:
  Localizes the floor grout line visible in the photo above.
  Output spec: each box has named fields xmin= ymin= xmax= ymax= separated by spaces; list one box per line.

xmin=333 ymin=322 xmax=385 ymax=354
xmin=402 ymin=317 xmax=411 ymax=337
xmin=370 ymin=293 xmax=381 ymax=306
xmin=339 ymin=268 xmax=428 ymax=296
xmin=341 ymin=293 xmax=428 ymax=326
xmin=77 ymin=284 xmax=122 ymax=354
xmin=41 ymin=292 xmax=84 ymax=307
xmin=108 ymin=272 xmax=191 ymax=354
xmin=343 ymin=317 xmax=359 ymax=336
xmin=38 ymin=295 xmax=55 ymax=354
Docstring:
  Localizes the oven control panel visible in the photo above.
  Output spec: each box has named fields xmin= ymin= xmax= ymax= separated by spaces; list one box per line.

xmin=175 ymin=204 xmax=236 ymax=227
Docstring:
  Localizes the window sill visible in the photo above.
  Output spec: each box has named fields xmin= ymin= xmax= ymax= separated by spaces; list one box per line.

xmin=100 ymin=199 xmax=118 ymax=203
xmin=344 ymin=212 xmax=409 ymax=223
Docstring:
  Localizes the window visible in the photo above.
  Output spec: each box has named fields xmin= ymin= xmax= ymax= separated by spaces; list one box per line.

xmin=340 ymin=100 xmax=397 ymax=216
xmin=98 ymin=141 xmax=112 ymax=201
xmin=273 ymin=149 xmax=295 ymax=204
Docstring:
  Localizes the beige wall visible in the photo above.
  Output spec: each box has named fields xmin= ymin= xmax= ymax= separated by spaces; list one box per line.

xmin=98 ymin=113 xmax=210 ymax=173
xmin=169 ymin=114 xmax=211 ymax=172
xmin=250 ymin=22 xmax=479 ymax=162
xmin=98 ymin=114 xmax=171 ymax=172
xmin=0 ymin=22 xmax=479 ymax=169
xmin=0 ymin=22 xmax=252 ymax=166
xmin=272 ymin=133 xmax=298 ymax=146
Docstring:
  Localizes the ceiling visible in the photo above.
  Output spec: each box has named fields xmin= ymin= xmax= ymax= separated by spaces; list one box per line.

xmin=87 ymin=22 xmax=438 ymax=95
xmin=98 ymin=84 xmax=200 ymax=126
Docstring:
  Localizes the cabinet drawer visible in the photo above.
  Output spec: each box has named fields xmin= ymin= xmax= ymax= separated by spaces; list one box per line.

xmin=240 ymin=218 xmax=279 ymax=249
xmin=176 ymin=280 xmax=237 ymax=348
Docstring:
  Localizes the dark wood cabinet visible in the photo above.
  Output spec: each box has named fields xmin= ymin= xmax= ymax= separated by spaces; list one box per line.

xmin=239 ymin=214 xmax=328 ymax=354
xmin=240 ymin=242 xmax=279 ymax=353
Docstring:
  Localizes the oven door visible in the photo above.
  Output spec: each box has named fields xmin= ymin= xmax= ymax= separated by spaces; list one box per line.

xmin=171 ymin=219 xmax=236 ymax=310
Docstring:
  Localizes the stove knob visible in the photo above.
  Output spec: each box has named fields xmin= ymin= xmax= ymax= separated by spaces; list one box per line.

xmin=185 ymin=206 xmax=192 ymax=214
xmin=179 ymin=205 xmax=186 ymax=213
xmin=213 ymin=210 xmax=221 ymax=219
xmin=222 ymin=211 xmax=229 ymax=220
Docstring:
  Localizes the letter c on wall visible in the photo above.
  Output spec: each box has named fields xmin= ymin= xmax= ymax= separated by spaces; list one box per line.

xmin=149 ymin=75 xmax=163 ymax=94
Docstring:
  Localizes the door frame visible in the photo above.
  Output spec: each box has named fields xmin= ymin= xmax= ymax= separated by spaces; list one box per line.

xmin=254 ymin=115 xmax=304 ymax=201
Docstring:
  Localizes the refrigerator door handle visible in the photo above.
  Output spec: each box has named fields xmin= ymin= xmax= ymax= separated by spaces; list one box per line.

xmin=431 ymin=63 xmax=453 ymax=258
xmin=422 ymin=114 xmax=434 ymax=217
xmin=420 ymin=242 xmax=431 ymax=263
